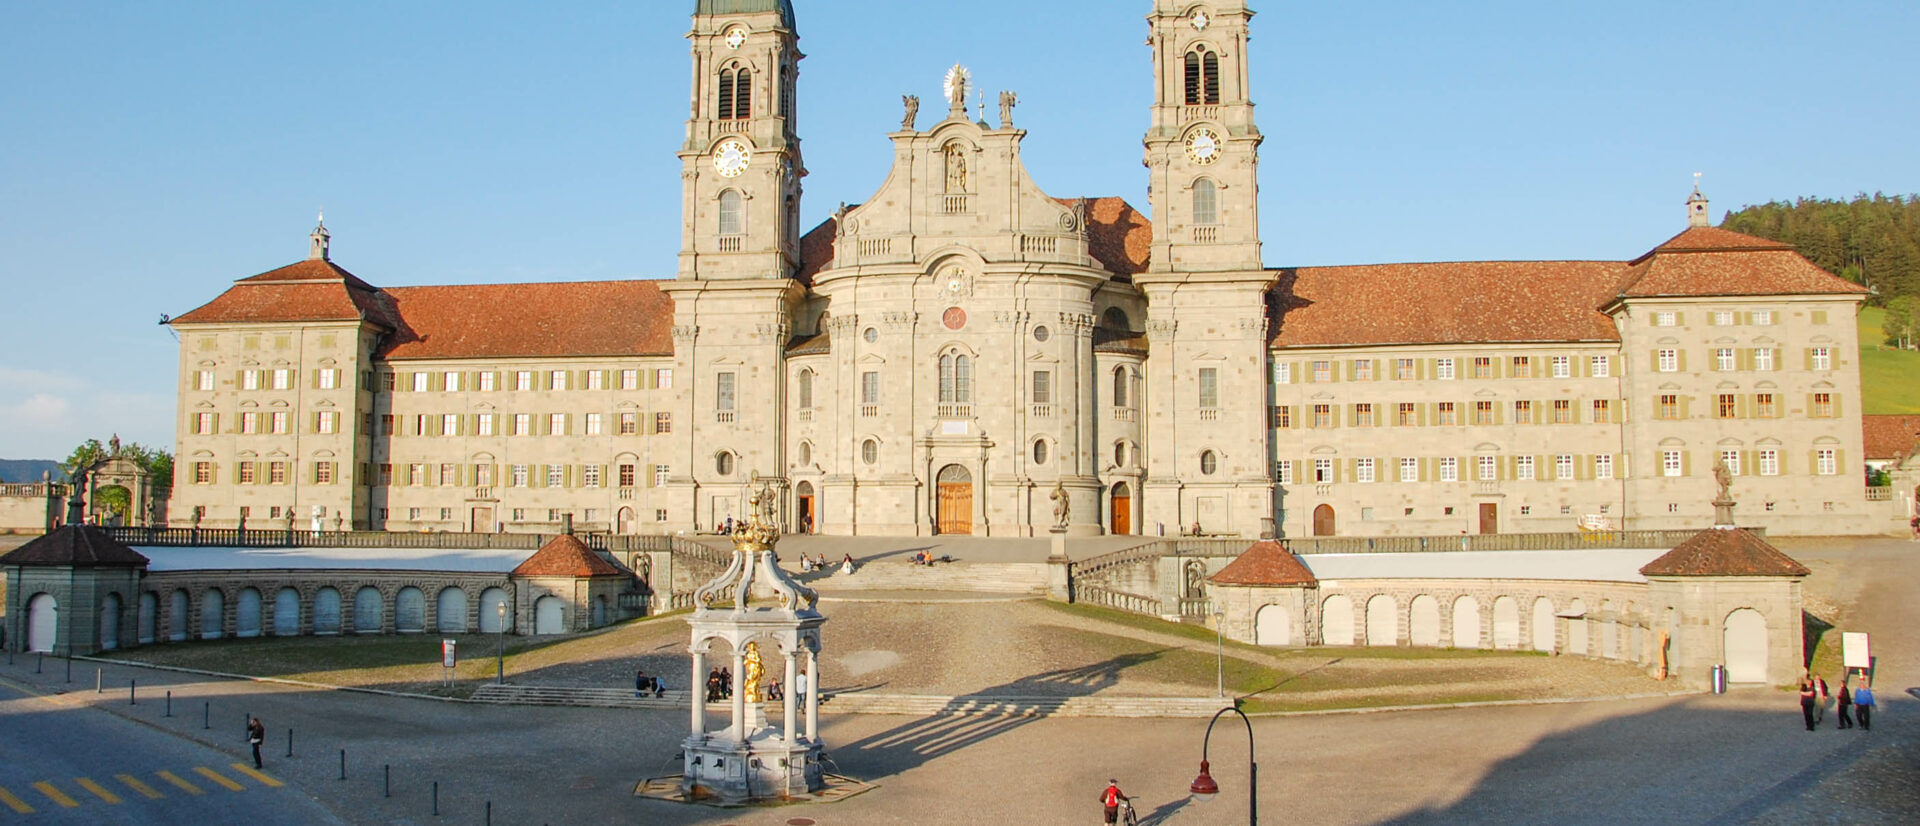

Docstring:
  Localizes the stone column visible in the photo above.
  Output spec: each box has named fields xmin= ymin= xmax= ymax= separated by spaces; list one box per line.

xmin=782 ymin=648 xmax=798 ymax=743
xmin=804 ymin=648 xmax=819 ymax=742
xmin=730 ymin=647 xmax=746 ymax=741
xmin=689 ymin=647 xmax=707 ymax=738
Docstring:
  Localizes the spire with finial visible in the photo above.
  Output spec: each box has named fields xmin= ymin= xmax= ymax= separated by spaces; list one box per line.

xmin=1687 ymin=174 xmax=1710 ymax=228
xmin=309 ymin=209 xmax=331 ymax=261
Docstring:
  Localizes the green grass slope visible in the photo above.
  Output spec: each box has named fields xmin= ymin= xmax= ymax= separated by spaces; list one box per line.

xmin=1860 ymin=307 xmax=1920 ymax=414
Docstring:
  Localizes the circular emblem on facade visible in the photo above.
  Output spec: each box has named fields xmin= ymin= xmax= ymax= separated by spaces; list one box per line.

xmin=1191 ymin=10 xmax=1211 ymax=30
xmin=714 ymin=139 xmax=751 ymax=178
xmin=862 ymin=327 xmax=878 ymax=344
xmin=1033 ymin=325 xmax=1051 ymax=342
xmin=725 ymin=27 xmax=747 ymax=49
xmin=1185 ymin=127 xmax=1222 ymax=165
xmin=942 ymin=307 xmax=967 ymax=330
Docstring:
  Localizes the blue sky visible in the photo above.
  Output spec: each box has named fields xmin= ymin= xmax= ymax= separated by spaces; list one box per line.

xmin=2 ymin=0 xmax=1916 ymax=460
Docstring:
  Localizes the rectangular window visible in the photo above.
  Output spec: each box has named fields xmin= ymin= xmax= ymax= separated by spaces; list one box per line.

xmin=1511 ymin=357 xmax=1532 ymax=378
xmin=238 ymin=462 xmax=256 ymax=485
xmin=1473 ymin=401 xmax=1495 ymax=425
xmin=194 ymin=412 xmax=216 ymax=435
xmin=1812 ymin=347 xmax=1831 ymax=371
xmin=413 ymin=414 xmax=430 ymax=436
xmin=549 ymin=413 xmax=566 ymax=435
xmin=1272 ymin=406 xmax=1293 ymax=429
xmin=1595 ymin=454 xmax=1614 ymax=480
xmin=511 ymin=465 xmax=529 ymax=487
xmin=544 ymin=371 xmax=564 ymax=391
xmin=654 ymin=465 xmax=671 ymax=487
xmin=1354 ymin=403 xmax=1374 ymax=427
xmin=195 ymin=370 xmax=216 ymax=391
xmin=1516 ymin=455 xmax=1535 ymax=480
xmin=1274 ymin=363 xmax=1292 ymax=384
xmin=1590 ymin=355 xmax=1610 ymax=378
xmin=585 ymin=413 xmax=603 ymax=435
xmin=407 ymin=508 xmax=422 ymax=521
xmin=513 ymin=413 xmax=531 ymax=436
xmin=1311 ymin=361 xmax=1332 ymax=382
xmin=242 ymin=370 xmax=261 ymax=391
xmin=476 ymin=464 xmax=494 ymax=485
xmin=514 ymin=371 xmax=533 ymax=391
xmin=1657 ymin=349 xmax=1678 ymax=372
xmin=1817 ymin=449 xmax=1837 ymax=476
xmin=862 ymin=371 xmax=881 ymax=405
xmin=620 ymin=369 xmax=639 ymax=390
xmin=1812 ymin=393 xmax=1834 ymax=418
xmin=1662 ymin=450 xmax=1684 ymax=477
xmin=1717 ymin=394 xmax=1737 ymax=419
xmin=1755 ymin=394 xmax=1776 ymax=418
xmin=657 ymin=369 xmax=674 ymax=389
xmin=1759 ymin=449 xmax=1780 ymax=476
xmin=408 ymin=463 xmax=425 ymax=486
xmin=439 ymin=463 xmax=457 ymax=486
xmin=1654 ymin=311 xmax=1676 ymax=327
xmin=381 ymin=371 xmax=395 ymax=392
xmin=317 ymin=411 xmax=338 ymax=434
xmin=1356 ymin=457 xmax=1375 ymax=483
xmin=480 ymin=372 xmax=498 ymax=392
xmin=1313 ymin=459 xmax=1333 ymax=484
xmin=619 ymin=412 xmax=638 ymax=435
xmin=1715 ymin=348 xmax=1735 ymax=371
xmin=1276 ymin=460 xmax=1294 ymax=485
xmin=271 ymin=369 xmax=291 ymax=390
xmin=1395 ymin=358 xmax=1415 ymax=380
xmin=1198 ymin=368 xmax=1219 ymax=408
xmin=1312 ymin=404 xmax=1332 ymax=428
xmin=240 ymin=412 xmax=259 ymax=434
xmin=1400 ymin=457 xmax=1418 ymax=482
xmin=1551 ymin=356 xmax=1570 ymax=378
xmin=268 ymin=461 xmax=287 ymax=485
xmin=478 ymin=414 xmax=496 ymax=436
xmin=436 ymin=372 xmax=458 ymax=392
xmin=411 ymin=372 xmax=429 ymax=393
xmin=655 ymin=412 xmax=672 ymax=433
xmin=1440 ymin=457 xmax=1459 ymax=482
xmin=583 ymin=465 xmax=602 ymax=488
xmin=1437 ymin=402 xmax=1457 ymax=426
xmin=1397 ymin=403 xmax=1417 ymax=426
xmin=1512 ymin=400 xmax=1532 ymax=424
xmin=1553 ymin=399 xmax=1571 ymax=424
xmin=271 ymin=410 xmax=289 ymax=433
xmin=1658 ymin=394 xmax=1680 ymax=420
xmin=315 ymin=462 xmax=334 ymax=485
xmin=1352 ymin=360 xmax=1373 ymax=381
xmin=1755 ymin=349 xmax=1775 ymax=371
xmin=1753 ymin=311 xmax=1774 ymax=326
xmin=1436 ymin=358 xmax=1456 ymax=380
xmin=1713 ymin=311 xmax=1734 ymax=326
xmin=586 ymin=370 xmax=605 ymax=391
xmin=1478 ymin=455 xmax=1497 ymax=481
xmin=1591 ymin=399 xmax=1612 ymax=423
xmin=378 ymin=464 xmax=393 ymax=485
xmin=717 ymin=372 xmax=737 ymax=411
xmin=1472 ymin=357 xmax=1493 ymax=379
xmin=441 ymin=413 xmax=459 ymax=435
xmin=1720 ymin=448 xmax=1742 ymax=477
xmin=619 ymin=464 xmax=636 ymax=487
xmin=318 ymin=369 xmax=338 ymax=390
xmin=1556 ymin=454 xmax=1574 ymax=480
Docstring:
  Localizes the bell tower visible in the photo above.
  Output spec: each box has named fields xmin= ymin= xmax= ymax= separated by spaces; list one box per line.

xmin=1143 ymin=0 xmax=1262 ymax=274
xmin=679 ymin=0 xmax=804 ymax=281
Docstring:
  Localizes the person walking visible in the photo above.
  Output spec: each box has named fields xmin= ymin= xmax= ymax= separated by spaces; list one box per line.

xmin=246 ymin=716 xmax=266 ymax=769
xmin=1854 ymin=681 xmax=1876 ymax=731
xmin=1836 ymin=676 xmax=1855 ymax=729
xmin=1098 ymin=779 xmax=1131 ymax=825
xmin=1798 ymin=678 xmax=1819 ymax=731
xmin=1815 ymin=675 xmax=1830 ymax=724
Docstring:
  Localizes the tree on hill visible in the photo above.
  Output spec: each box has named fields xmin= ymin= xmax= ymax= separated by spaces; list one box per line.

xmin=1722 ymin=193 xmax=1920 ymax=303
xmin=1884 ymin=295 xmax=1920 ymax=350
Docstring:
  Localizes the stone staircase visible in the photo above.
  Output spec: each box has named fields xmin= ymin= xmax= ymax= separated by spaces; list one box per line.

xmin=469 ymin=684 xmax=1222 ymax=718
xmin=792 ymin=562 xmax=1050 ymax=595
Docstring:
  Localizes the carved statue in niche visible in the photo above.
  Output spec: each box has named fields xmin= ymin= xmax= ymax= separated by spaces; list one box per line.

xmin=1050 ymin=481 xmax=1070 ymax=528
xmin=944 ymin=144 xmax=968 ymax=193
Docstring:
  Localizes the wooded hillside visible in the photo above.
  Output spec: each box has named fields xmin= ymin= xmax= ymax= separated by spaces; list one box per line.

xmin=1722 ymin=193 xmax=1920 ymax=303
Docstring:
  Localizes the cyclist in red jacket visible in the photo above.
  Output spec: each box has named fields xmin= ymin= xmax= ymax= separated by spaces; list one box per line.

xmin=1099 ymin=779 xmax=1130 ymax=824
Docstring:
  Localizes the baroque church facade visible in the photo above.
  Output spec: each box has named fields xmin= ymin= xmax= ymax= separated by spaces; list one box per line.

xmin=166 ymin=1 xmax=1875 ymax=538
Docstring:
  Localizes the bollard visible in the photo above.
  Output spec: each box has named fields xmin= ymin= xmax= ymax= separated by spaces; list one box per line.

xmin=96 ymin=668 xmax=102 ymax=694
xmin=36 ymin=653 xmax=42 ymax=673
xmin=165 ymin=691 xmax=172 ymax=717
xmin=203 ymin=701 xmax=210 ymax=730
xmin=432 ymin=781 xmax=439 ymax=816
xmin=485 ymin=801 xmax=492 ymax=826
xmin=384 ymin=764 xmax=390 ymax=798
xmin=65 ymin=655 xmax=72 ymax=683
xmin=339 ymin=749 xmax=346 ymax=780
xmin=129 ymin=679 xmax=137 ymax=705
xmin=286 ymin=729 xmax=293 ymax=758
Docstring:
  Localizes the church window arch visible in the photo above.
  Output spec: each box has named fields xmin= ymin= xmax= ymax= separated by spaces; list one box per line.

xmin=1184 ymin=46 xmax=1221 ymax=105
xmin=939 ymin=351 xmax=974 ymax=405
xmin=1113 ymin=366 xmax=1130 ymax=407
xmin=718 ymin=190 xmax=745 ymax=236
xmin=718 ymin=64 xmax=752 ymax=120
xmin=1032 ymin=439 xmax=1050 ymax=466
xmin=796 ymin=368 xmax=814 ymax=409
xmin=1192 ymin=178 xmax=1220 ymax=225
xmin=715 ymin=451 xmax=736 ymax=477
xmin=1200 ymin=449 xmax=1219 ymax=476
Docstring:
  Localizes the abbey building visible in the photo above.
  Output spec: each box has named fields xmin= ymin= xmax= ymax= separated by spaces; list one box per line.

xmin=166 ymin=1 xmax=1874 ymax=538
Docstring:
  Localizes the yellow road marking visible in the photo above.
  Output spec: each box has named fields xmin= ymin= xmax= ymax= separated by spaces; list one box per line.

xmin=0 ymin=785 xmax=35 ymax=813
xmin=32 ymin=781 xmax=79 ymax=808
xmin=75 ymin=777 xmax=122 ymax=804
xmin=228 ymin=764 xmax=284 ymax=788
xmin=193 ymin=766 xmax=244 ymax=792
xmin=115 ymin=774 xmax=164 ymax=799
xmin=156 ymin=771 xmax=204 ymax=795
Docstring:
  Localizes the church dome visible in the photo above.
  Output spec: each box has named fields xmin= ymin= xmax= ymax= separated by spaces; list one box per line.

xmin=695 ymin=0 xmax=796 ymax=27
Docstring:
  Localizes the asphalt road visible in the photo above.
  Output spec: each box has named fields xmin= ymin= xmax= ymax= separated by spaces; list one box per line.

xmin=0 ymin=679 xmax=340 ymax=825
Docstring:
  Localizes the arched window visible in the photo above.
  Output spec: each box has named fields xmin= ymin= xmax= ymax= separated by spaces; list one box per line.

xmin=1101 ymin=307 xmax=1131 ymax=332
xmin=719 ymin=190 xmax=744 ymax=236
xmin=1114 ymin=441 xmax=1128 ymax=467
xmin=1193 ymin=179 xmax=1219 ymax=225
xmin=1112 ymin=366 xmax=1129 ymax=407
xmin=797 ymin=369 xmax=814 ymax=409
xmin=861 ymin=439 xmax=878 ymax=465
xmin=779 ymin=62 xmax=794 ymax=121
xmin=715 ymin=451 xmax=735 ymax=476
xmin=719 ymin=66 xmax=752 ymax=120
xmin=1200 ymin=450 xmax=1219 ymax=475
xmin=797 ymin=441 xmax=812 ymax=466
xmin=1033 ymin=440 xmax=1049 ymax=465
xmin=1184 ymin=47 xmax=1221 ymax=105
xmin=939 ymin=353 xmax=974 ymax=404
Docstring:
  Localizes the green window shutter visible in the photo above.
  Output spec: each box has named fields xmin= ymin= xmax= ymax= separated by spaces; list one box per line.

xmin=1681 ymin=452 xmax=1692 ymax=477
xmin=1649 ymin=350 xmax=1660 ymax=371
xmin=1677 ymin=350 xmax=1688 ymax=372
xmin=1417 ymin=405 xmax=1429 ymax=427
xmin=1679 ymin=396 xmax=1692 ymax=419
xmin=1803 ymin=348 xmax=1814 ymax=370
xmin=1576 ymin=455 xmax=1592 ymax=480
xmin=1837 ymin=449 xmax=1847 ymax=475
xmin=1415 ymin=359 xmax=1428 ymax=380
xmin=1808 ymin=450 xmax=1819 ymax=476
xmin=1674 ymin=313 xmax=1685 ymax=326
xmin=1834 ymin=394 xmax=1844 ymax=417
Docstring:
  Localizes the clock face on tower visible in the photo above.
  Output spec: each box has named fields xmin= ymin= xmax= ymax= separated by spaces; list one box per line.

xmin=1185 ymin=127 xmax=1221 ymax=165
xmin=1191 ymin=10 xmax=1211 ymax=30
xmin=725 ymin=27 xmax=747 ymax=49
xmin=714 ymin=139 xmax=751 ymax=178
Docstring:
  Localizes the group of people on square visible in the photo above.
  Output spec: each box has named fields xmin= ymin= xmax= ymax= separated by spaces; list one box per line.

xmin=1799 ymin=671 xmax=1875 ymax=732
xmin=797 ymin=553 xmax=857 ymax=574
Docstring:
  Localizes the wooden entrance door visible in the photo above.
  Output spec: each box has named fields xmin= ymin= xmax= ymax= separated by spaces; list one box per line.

xmin=1479 ymin=503 xmax=1498 ymax=535
xmin=797 ymin=495 xmax=814 ymax=533
xmin=935 ymin=464 xmax=972 ymax=535
xmin=1312 ymin=504 xmax=1335 ymax=537
xmin=1111 ymin=483 xmax=1132 ymax=535
xmin=471 ymin=507 xmax=493 ymax=533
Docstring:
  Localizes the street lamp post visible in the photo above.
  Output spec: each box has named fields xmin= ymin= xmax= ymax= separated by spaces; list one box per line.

xmin=495 ymin=602 xmax=507 ymax=685
xmin=1214 ymin=609 xmax=1225 ymax=699
xmin=1189 ymin=706 xmax=1258 ymax=825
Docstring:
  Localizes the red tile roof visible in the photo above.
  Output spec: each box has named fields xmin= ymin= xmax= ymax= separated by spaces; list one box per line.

xmin=1616 ymin=226 xmax=1868 ymax=299
xmin=795 ymin=216 xmax=839 ymax=285
xmin=1639 ymin=527 xmax=1811 ymax=577
xmin=1862 ymin=415 xmax=1920 ymax=461
xmin=173 ymin=259 xmax=398 ymax=328
xmin=1209 ymin=540 xmax=1318 ymax=587
xmin=0 ymin=525 xmax=150 ymax=568
xmin=1268 ymin=261 xmax=1626 ymax=349
xmin=510 ymin=534 xmax=626 ymax=578
xmin=379 ymin=281 xmax=673 ymax=360
xmin=1648 ymin=226 xmax=1795 ymax=254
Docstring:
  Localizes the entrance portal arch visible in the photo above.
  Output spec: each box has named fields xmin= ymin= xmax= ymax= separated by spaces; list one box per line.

xmin=1313 ymin=504 xmax=1336 ymax=537
xmin=1111 ymin=482 xmax=1132 ymax=535
xmin=936 ymin=465 xmax=973 ymax=535
xmin=1723 ymin=608 xmax=1769 ymax=683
